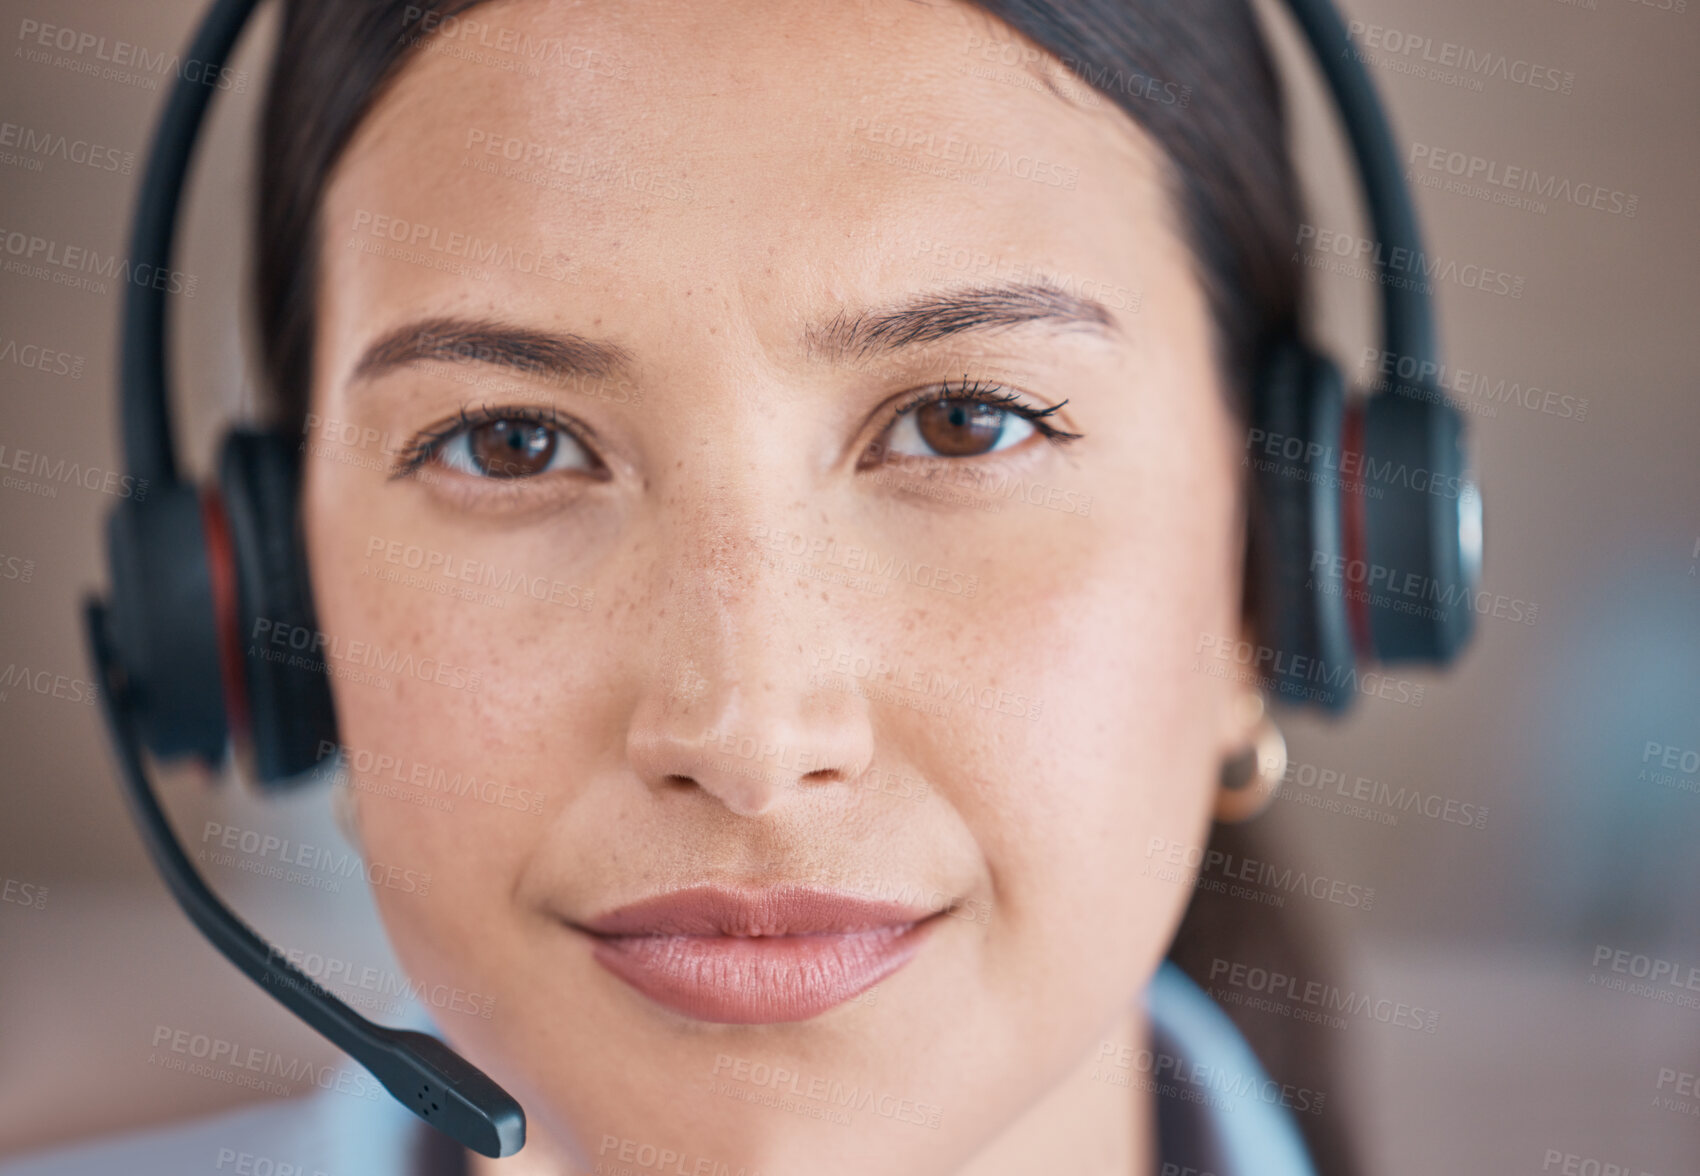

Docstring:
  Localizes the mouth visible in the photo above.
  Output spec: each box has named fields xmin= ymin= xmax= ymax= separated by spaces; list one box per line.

xmin=568 ymin=884 xmax=950 ymax=1024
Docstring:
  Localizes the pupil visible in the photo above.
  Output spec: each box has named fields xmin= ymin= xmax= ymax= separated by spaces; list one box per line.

xmin=471 ymin=420 xmax=556 ymax=477
xmin=916 ymin=399 xmax=1004 ymax=457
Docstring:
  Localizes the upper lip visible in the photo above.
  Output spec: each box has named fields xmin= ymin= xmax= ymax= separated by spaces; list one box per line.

xmin=575 ymin=884 xmax=946 ymax=938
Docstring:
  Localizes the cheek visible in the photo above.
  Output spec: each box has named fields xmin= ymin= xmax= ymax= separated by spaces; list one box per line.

xmin=953 ymin=551 xmax=1234 ymax=1005
xmin=302 ymin=456 xmax=549 ymax=981
xmin=940 ymin=403 xmax=1242 ymax=1018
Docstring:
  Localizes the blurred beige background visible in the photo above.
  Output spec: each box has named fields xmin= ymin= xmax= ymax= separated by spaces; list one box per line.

xmin=2 ymin=0 xmax=1697 ymax=1171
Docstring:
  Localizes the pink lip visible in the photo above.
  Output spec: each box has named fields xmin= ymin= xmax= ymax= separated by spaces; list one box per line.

xmin=574 ymin=885 xmax=944 ymax=1023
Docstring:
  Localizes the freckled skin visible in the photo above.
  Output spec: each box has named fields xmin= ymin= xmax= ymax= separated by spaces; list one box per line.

xmin=305 ymin=1 xmax=1254 ymax=1173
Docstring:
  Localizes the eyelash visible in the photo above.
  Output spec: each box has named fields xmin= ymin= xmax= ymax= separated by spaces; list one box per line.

xmin=886 ymin=376 xmax=1083 ymax=449
xmin=388 ymin=403 xmax=588 ymax=481
xmin=386 ymin=379 xmax=1083 ymax=481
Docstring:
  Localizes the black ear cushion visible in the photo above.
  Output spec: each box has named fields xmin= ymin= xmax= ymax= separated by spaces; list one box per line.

xmin=1360 ymin=389 xmax=1477 ymax=662
xmin=1246 ymin=340 xmax=1355 ymax=711
xmin=104 ymin=484 xmax=229 ymax=762
xmin=219 ymin=428 xmax=339 ymax=785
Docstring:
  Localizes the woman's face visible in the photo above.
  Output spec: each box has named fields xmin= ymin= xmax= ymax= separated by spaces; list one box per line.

xmin=307 ymin=0 xmax=1250 ymax=1170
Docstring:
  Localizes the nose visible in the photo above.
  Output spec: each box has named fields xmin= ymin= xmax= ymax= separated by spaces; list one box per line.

xmin=623 ymin=495 xmax=876 ymax=818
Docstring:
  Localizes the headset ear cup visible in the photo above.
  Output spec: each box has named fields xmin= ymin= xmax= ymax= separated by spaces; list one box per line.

xmin=104 ymin=484 xmax=229 ymax=762
xmin=219 ymin=429 xmax=339 ymax=785
xmin=1360 ymin=390 xmax=1477 ymax=661
xmin=1247 ymin=340 xmax=1356 ymax=711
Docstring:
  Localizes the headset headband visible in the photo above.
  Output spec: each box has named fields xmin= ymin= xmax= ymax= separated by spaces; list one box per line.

xmin=121 ymin=0 xmax=1444 ymax=489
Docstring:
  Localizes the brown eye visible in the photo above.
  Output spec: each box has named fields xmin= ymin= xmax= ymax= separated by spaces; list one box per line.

xmin=395 ymin=407 xmax=600 ymax=485
xmin=913 ymin=398 xmax=1008 ymax=457
xmin=466 ymin=419 xmax=558 ymax=477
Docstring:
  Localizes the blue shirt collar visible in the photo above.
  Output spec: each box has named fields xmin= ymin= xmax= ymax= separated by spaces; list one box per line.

xmin=1144 ymin=960 xmax=1322 ymax=1176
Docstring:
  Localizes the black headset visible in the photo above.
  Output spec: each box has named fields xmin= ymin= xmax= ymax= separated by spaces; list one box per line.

xmin=82 ymin=0 xmax=1480 ymax=1159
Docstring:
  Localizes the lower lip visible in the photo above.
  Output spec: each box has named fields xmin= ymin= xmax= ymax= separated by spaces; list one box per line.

xmin=585 ymin=918 xmax=936 ymax=1023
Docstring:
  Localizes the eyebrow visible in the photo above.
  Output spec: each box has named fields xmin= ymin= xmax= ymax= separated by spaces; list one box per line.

xmin=349 ymin=280 xmax=1119 ymax=388
xmin=350 ymin=316 xmax=634 ymax=386
xmin=802 ymin=280 xmax=1119 ymax=364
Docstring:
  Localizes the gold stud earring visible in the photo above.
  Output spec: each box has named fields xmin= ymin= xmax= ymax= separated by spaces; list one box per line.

xmin=1214 ymin=692 xmax=1286 ymax=824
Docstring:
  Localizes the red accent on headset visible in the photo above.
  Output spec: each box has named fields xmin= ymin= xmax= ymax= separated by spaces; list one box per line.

xmin=1340 ymin=401 xmax=1372 ymax=659
xmin=201 ymin=490 xmax=250 ymax=745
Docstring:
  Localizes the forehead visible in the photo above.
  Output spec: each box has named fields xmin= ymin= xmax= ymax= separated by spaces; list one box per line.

xmin=320 ymin=0 xmax=1175 ymax=367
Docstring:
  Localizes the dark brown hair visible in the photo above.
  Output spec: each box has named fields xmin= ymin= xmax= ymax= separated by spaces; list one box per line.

xmin=256 ymin=3 xmax=1352 ymax=1172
